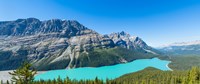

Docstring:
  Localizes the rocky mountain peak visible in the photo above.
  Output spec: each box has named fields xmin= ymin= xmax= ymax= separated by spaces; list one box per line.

xmin=0 ymin=18 xmax=96 ymax=37
xmin=0 ymin=18 xmax=158 ymax=70
xmin=26 ymin=18 xmax=40 ymax=22
xmin=119 ymin=31 xmax=129 ymax=36
xmin=15 ymin=18 xmax=40 ymax=23
xmin=108 ymin=31 xmax=150 ymax=49
xmin=110 ymin=31 xmax=130 ymax=38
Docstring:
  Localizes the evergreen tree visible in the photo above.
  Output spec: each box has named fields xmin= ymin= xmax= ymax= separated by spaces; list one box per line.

xmin=188 ymin=66 xmax=200 ymax=84
xmin=6 ymin=80 xmax=9 ymax=84
xmin=0 ymin=80 xmax=3 ymax=84
xmin=9 ymin=61 xmax=37 ymax=84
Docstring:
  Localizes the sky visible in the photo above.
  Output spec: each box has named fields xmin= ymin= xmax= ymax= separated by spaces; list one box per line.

xmin=0 ymin=0 xmax=200 ymax=47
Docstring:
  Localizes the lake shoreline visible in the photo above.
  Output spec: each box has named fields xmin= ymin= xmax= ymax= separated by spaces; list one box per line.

xmin=0 ymin=70 xmax=46 ymax=83
xmin=0 ymin=58 xmax=171 ymax=82
xmin=166 ymin=61 xmax=173 ymax=71
xmin=35 ymin=58 xmax=171 ymax=81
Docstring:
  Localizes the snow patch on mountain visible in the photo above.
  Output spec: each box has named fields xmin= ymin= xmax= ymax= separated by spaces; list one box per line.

xmin=158 ymin=40 xmax=200 ymax=48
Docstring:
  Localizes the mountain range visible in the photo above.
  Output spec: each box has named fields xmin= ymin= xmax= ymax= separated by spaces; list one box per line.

xmin=0 ymin=18 xmax=161 ymax=70
xmin=158 ymin=40 xmax=200 ymax=56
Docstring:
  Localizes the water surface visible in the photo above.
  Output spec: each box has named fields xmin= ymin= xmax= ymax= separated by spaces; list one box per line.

xmin=35 ymin=58 xmax=171 ymax=81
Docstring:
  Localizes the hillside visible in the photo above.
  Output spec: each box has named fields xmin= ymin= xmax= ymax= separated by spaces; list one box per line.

xmin=169 ymin=56 xmax=200 ymax=70
xmin=114 ymin=67 xmax=200 ymax=84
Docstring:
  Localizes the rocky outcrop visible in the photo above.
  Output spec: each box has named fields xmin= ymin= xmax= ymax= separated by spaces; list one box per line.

xmin=0 ymin=18 xmax=159 ymax=70
xmin=109 ymin=31 xmax=150 ymax=49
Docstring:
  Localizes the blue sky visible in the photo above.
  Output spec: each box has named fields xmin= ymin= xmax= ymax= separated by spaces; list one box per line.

xmin=0 ymin=0 xmax=200 ymax=47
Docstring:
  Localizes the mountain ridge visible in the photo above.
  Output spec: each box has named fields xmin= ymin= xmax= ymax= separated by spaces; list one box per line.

xmin=158 ymin=40 xmax=200 ymax=48
xmin=0 ymin=18 xmax=161 ymax=70
xmin=158 ymin=40 xmax=200 ymax=56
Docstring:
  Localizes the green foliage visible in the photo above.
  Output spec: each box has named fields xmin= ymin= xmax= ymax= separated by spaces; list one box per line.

xmin=0 ymin=80 xmax=3 ymax=84
xmin=4 ymin=66 xmax=195 ymax=84
xmin=33 ymin=77 xmax=105 ymax=84
xmin=36 ymin=58 xmax=70 ymax=70
xmin=6 ymin=80 xmax=9 ymax=84
xmin=114 ymin=67 xmax=200 ymax=84
xmin=169 ymin=56 xmax=200 ymax=70
xmin=115 ymin=67 xmax=181 ymax=84
xmin=8 ymin=61 xmax=37 ymax=84
xmin=76 ymin=47 xmax=158 ymax=68
xmin=188 ymin=66 xmax=200 ymax=84
xmin=3 ymin=66 xmax=200 ymax=84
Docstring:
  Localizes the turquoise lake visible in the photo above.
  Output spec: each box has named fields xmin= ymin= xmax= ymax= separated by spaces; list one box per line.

xmin=35 ymin=58 xmax=171 ymax=81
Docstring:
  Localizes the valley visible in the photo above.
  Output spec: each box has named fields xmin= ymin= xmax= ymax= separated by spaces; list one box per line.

xmin=0 ymin=18 xmax=199 ymax=84
xmin=1 ymin=0 xmax=200 ymax=83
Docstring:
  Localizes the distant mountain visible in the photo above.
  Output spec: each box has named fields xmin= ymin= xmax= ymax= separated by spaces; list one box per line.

xmin=0 ymin=18 xmax=160 ymax=70
xmin=158 ymin=40 xmax=200 ymax=56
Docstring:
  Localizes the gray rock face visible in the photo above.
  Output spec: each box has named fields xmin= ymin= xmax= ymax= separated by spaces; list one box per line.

xmin=0 ymin=18 xmax=159 ymax=70
xmin=0 ymin=18 xmax=95 ymax=37
xmin=109 ymin=31 xmax=150 ymax=49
